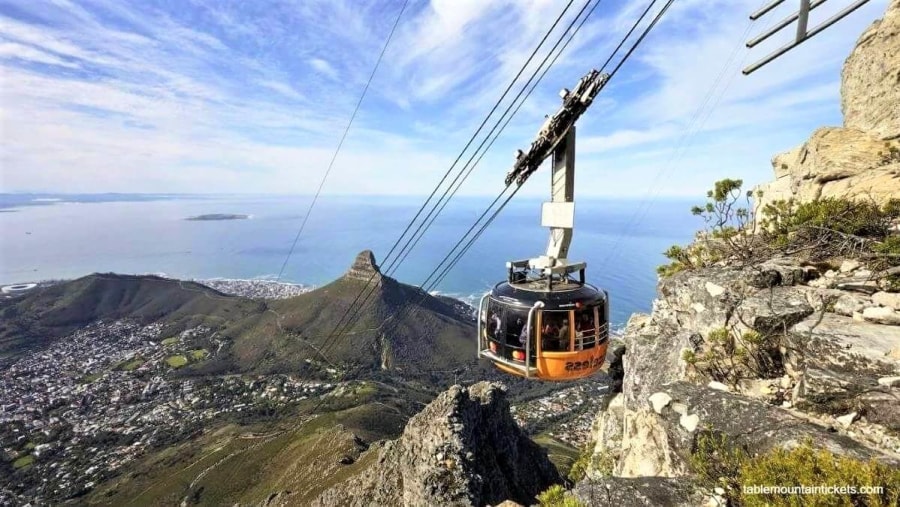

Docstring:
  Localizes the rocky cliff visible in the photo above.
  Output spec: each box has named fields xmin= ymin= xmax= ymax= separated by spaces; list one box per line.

xmin=578 ymin=3 xmax=900 ymax=505
xmin=755 ymin=0 xmax=900 ymax=212
xmin=577 ymin=256 xmax=900 ymax=503
xmin=313 ymin=382 xmax=561 ymax=507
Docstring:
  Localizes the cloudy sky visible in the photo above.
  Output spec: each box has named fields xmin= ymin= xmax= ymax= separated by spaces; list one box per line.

xmin=0 ymin=0 xmax=889 ymax=197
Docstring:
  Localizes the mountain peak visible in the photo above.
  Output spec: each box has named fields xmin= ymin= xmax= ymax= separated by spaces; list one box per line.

xmin=345 ymin=250 xmax=382 ymax=281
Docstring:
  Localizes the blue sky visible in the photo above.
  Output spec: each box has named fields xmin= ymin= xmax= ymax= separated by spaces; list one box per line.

xmin=0 ymin=0 xmax=890 ymax=197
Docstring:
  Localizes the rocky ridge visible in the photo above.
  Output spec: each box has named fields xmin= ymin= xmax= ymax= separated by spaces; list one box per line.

xmin=578 ymin=3 xmax=900 ymax=504
xmin=312 ymin=382 xmax=561 ymax=507
xmin=755 ymin=0 xmax=900 ymax=212
xmin=578 ymin=257 xmax=900 ymax=505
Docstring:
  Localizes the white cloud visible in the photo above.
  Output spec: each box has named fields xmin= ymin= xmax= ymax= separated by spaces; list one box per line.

xmin=308 ymin=58 xmax=338 ymax=80
xmin=0 ymin=41 xmax=80 ymax=67
xmin=0 ymin=0 xmax=892 ymax=199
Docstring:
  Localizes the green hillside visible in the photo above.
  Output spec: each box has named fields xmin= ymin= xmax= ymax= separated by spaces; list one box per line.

xmin=0 ymin=273 xmax=259 ymax=360
xmin=0 ymin=254 xmax=477 ymax=378
xmin=86 ymin=380 xmax=433 ymax=506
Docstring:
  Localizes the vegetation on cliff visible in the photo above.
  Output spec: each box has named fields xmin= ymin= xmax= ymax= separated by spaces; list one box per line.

xmin=691 ymin=433 xmax=900 ymax=507
xmin=657 ymin=178 xmax=900 ymax=288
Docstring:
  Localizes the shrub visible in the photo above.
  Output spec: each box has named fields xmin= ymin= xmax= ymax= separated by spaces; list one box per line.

xmin=683 ymin=327 xmax=783 ymax=387
xmin=537 ymin=484 xmax=585 ymax=507
xmin=739 ymin=444 xmax=900 ymax=507
xmin=760 ymin=197 xmax=900 ymax=264
xmin=658 ymin=176 xmax=900 ymax=278
xmin=690 ymin=436 xmax=900 ymax=506
xmin=568 ymin=449 xmax=590 ymax=482
xmin=691 ymin=431 xmax=748 ymax=499
xmin=658 ymin=179 xmax=761 ymax=277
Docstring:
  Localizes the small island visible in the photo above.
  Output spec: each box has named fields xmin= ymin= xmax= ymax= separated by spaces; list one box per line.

xmin=185 ymin=214 xmax=249 ymax=221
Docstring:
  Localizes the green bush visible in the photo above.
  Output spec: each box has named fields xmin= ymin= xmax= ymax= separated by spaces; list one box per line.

xmin=739 ymin=444 xmax=900 ymax=507
xmin=691 ymin=431 xmax=748 ymax=497
xmin=537 ymin=484 xmax=585 ymax=507
xmin=689 ymin=434 xmax=900 ymax=506
xmin=659 ymin=179 xmax=760 ymax=277
xmin=658 ymin=176 xmax=900 ymax=278
xmin=568 ymin=450 xmax=590 ymax=482
xmin=761 ymin=198 xmax=896 ymax=243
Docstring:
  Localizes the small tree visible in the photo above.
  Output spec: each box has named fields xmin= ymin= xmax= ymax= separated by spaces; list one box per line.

xmin=659 ymin=179 xmax=763 ymax=276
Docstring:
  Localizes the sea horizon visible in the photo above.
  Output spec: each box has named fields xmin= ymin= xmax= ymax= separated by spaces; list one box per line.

xmin=0 ymin=193 xmax=702 ymax=327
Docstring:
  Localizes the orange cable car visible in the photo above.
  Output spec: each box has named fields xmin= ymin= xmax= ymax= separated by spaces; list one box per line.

xmin=476 ymin=69 xmax=611 ymax=381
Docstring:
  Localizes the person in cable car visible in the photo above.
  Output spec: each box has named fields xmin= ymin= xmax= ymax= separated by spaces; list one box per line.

xmin=490 ymin=312 xmax=502 ymax=339
xmin=518 ymin=318 xmax=529 ymax=346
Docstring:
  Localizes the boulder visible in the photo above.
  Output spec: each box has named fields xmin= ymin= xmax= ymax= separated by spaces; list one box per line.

xmin=754 ymin=128 xmax=900 ymax=213
xmin=832 ymin=292 xmax=870 ymax=317
xmin=754 ymin=0 xmax=900 ymax=214
xmin=872 ymin=291 xmax=900 ymax=310
xmin=861 ymin=306 xmax=900 ymax=325
xmin=642 ymin=382 xmax=895 ymax=467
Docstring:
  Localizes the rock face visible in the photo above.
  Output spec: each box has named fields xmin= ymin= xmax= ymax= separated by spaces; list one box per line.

xmin=583 ymin=256 xmax=900 ymax=499
xmin=315 ymin=382 xmax=561 ymax=507
xmin=755 ymin=0 xmax=900 ymax=213
xmin=345 ymin=249 xmax=383 ymax=283
xmin=842 ymin=0 xmax=900 ymax=140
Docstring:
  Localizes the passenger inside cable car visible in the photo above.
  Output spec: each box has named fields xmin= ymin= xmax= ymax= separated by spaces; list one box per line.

xmin=541 ymin=311 xmax=568 ymax=351
xmin=575 ymin=307 xmax=597 ymax=350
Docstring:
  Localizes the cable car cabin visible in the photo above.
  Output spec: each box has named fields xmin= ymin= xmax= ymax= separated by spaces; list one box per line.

xmin=477 ymin=270 xmax=609 ymax=381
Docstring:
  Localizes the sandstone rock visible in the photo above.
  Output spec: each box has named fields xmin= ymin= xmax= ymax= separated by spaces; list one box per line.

xmin=708 ymin=381 xmax=729 ymax=392
xmin=618 ymin=408 xmax=685 ymax=477
xmin=754 ymin=129 xmax=900 ymax=214
xmin=740 ymin=288 xmax=814 ymax=334
xmin=872 ymin=291 xmax=900 ymax=310
xmin=840 ymin=260 xmax=862 ymax=273
xmin=861 ymin=306 xmax=900 ymax=325
xmin=705 ymin=282 xmax=725 ymax=297
xmin=755 ymin=0 xmax=900 ymax=214
xmin=841 ymin=0 xmax=900 ymax=139
xmin=786 ymin=313 xmax=900 ymax=430
xmin=679 ymin=413 xmax=700 ymax=432
xmin=832 ymin=293 xmax=870 ymax=317
xmin=877 ymin=376 xmax=900 ymax=387
xmin=344 ymin=250 xmax=383 ymax=283
xmin=649 ymin=392 xmax=672 ymax=414
xmin=314 ymin=383 xmax=560 ymax=507
xmin=836 ymin=412 xmax=859 ymax=429
xmin=653 ymin=382 xmax=895 ymax=466
xmin=588 ymin=393 xmax=625 ymax=480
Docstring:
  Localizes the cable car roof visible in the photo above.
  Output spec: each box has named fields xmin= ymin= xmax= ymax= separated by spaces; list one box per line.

xmin=490 ymin=280 xmax=606 ymax=311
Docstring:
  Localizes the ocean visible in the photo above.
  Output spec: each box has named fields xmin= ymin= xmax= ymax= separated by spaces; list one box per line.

xmin=0 ymin=194 xmax=699 ymax=328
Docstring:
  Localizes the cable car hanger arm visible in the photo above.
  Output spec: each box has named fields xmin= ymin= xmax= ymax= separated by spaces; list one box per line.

xmin=504 ymin=69 xmax=609 ymax=187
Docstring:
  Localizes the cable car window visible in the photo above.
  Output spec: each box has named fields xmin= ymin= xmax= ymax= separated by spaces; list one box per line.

xmin=506 ymin=309 xmax=529 ymax=348
xmin=541 ymin=311 xmax=570 ymax=352
xmin=486 ymin=300 xmax=504 ymax=341
xmin=575 ymin=306 xmax=597 ymax=350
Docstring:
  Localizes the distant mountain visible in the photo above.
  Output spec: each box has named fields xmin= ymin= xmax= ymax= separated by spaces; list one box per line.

xmin=0 ymin=251 xmax=477 ymax=378
xmin=0 ymin=273 xmax=260 ymax=360
xmin=221 ymin=250 xmax=478 ymax=376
